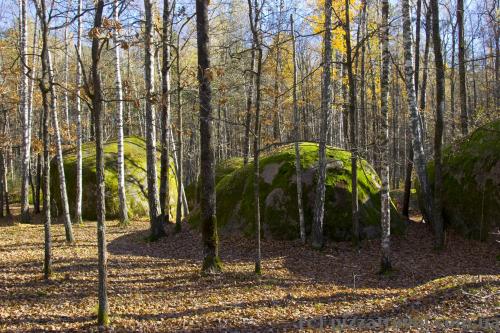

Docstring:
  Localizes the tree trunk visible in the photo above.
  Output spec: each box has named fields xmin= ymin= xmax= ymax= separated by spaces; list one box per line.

xmin=74 ymin=0 xmax=83 ymax=225
xmin=160 ymin=0 xmax=172 ymax=227
xmin=48 ymin=51 xmax=74 ymax=243
xmin=63 ymin=13 xmax=70 ymax=131
xmin=196 ymin=0 xmax=221 ymax=274
xmin=402 ymin=0 xmax=434 ymax=225
xmin=91 ymin=0 xmax=109 ymax=326
xmin=312 ymin=0 xmax=332 ymax=250
xmin=35 ymin=0 xmax=52 ymax=281
xmin=144 ymin=0 xmax=163 ymax=239
xmin=379 ymin=0 xmax=391 ymax=272
xmin=175 ymin=35 xmax=184 ymax=229
xmin=457 ymin=0 xmax=468 ymax=136
xmin=113 ymin=0 xmax=129 ymax=226
xmin=248 ymin=0 xmax=263 ymax=274
xmin=291 ymin=15 xmax=305 ymax=244
xmin=430 ymin=0 xmax=445 ymax=248
xmin=243 ymin=47 xmax=256 ymax=165
xmin=20 ymin=0 xmax=31 ymax=223
xmin=344 ymin=0 xmax=360 ymax=245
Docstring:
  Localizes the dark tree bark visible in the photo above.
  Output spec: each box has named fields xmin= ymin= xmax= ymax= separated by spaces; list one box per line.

xmin=430 ymin=0 xmax=445 ymax=248
xmin=345 ymin=0 xmax=360 ymax=245
xmin=196 ymin=0 xmax=221 ymax=274
xmin=290 ymin=14 xmax=306 ymax=244
xmin=248 ymin=0 xmax=264 ymax=274
xmin=91 ymin=0 xmax=109 ymax=326
xmin=34 ymin=0 xmax=52 ymax=281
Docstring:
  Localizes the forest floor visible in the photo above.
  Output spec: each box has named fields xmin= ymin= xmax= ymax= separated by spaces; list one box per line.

xmin=0 ymin=206 xmax=498 ymax=332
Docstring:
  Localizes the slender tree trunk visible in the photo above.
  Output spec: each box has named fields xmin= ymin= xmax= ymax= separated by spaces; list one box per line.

xmin=160 ymin=0 xmax=172 ymax=227
xmin=113 ymin=0 xmax=129 ymax=226
xmin=91 ymin=0 xmax=109 ymax=326
xmin=358 ymin=0 xmax=367 ymax=157
xmin=63 ymin=13 xmax=70 ymax=131
xmin=248 ymin=0 xmax=263 ymax=274
xmin=450 ymin=22 xmax=457 ymax=137
xmin=20 ymin=0 xmax=31 ymax=223
xmin=47 ymin=51 xmax=74 ymax=243
xmin=0 ymin=150 xmax=4 ymax=218
xmin=174 ymin=37 xmax=186 ymax=223
xmin=35 ymin=0 xmax=52 ymax=281
xmin=42 ymin=94 xmax=51 ymax=280
xmin=272 ymin=0 xmax=283 ymax=142
xmin=144 ymin=0 xmax=163 ymax=239
xmin=430 ymin=0 xmax=445 ymax=248
xmin=457 ymin=0 xmax=468 ymax=136
xmin=312 ymin=0 xmax=332 ymax=250
xmin=197 ymin=0 xmax=221 ymax=274
xmin=402 ymin=0 xmax=434 ymax=224
xmin=291 ymin=15 xmax=305 ymax=244
xmin=74 ymin=0 xmax=83 ymax=224
xmin=243 ymin=47 xmax=256 ymax=165
xmin=379 ymin=0 xmax=391 ymax=272
xmin=403 ymin=0 xmax=424 ymax=218
xmin=345 ymin=0 xmax=360 ymax=245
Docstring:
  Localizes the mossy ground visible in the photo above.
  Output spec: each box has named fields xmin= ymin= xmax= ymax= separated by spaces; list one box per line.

xmin=419 ymin=119 xmax=500 ymax=240
xmin=50 ymin=137 xmax=177 ymax=221
xmin=189 ymin=143 xmax=404 ymax=241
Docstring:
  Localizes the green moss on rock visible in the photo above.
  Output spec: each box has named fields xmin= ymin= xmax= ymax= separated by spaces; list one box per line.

xmin=419 ymin=120 xmax=500 ymax=240
xmin=188 ymin=143 xmax=404 ymax=241
xmin=51 ymin=136 xmax=177 ymax=221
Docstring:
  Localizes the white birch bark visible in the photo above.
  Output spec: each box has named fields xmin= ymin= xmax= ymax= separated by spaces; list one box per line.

xmin=402 ymin=0 xmax=434 ymax=223
xmin=74 ymin=0 xmax=83 ymax=224
xmin=312 ymin=0 xmax=332 ymax=249
xmin=144 ymin=0 xmax=162 ymax=239
xmin=63 ymin=13 xmax=70 ymax=130
xmin=48 ymin=50 xmax=74 ymax=243
xmin=19 ymin=0 xmax=31 ymax=223
xmin=113 ymin=0 xmax=129 ymax=225
xmin=380 ymin=0 xmax=391 ymax=272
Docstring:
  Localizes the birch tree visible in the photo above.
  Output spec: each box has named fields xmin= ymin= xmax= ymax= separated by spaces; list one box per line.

xmin=402 ymin=0 xmax=434 ymax=224
xmin=144 ymin=0 xmax=163 ymax=239
xmin=19 ymin=0 xmax=31 ymax=223
xmin=196 ymin=0 xmax=221 ymax=274
xmin=379 ymin=0 xmax=391 ymax=272
xmin=290 ymin=14 xmax=305 ymax=244
xmin=160 ymin=0 xmax=172 ymax=226
xmin=457 ymin=0 xmax=468 ymax=135
xmin=48 ymin=50 xmax=74 ymax=243
xmin=312 ymin=0 xmax=332 ymax=250
xmin=113 ymin=0 xmax=129 ymax=226
xmin=74 ymin=0 xmax=83 ymax=225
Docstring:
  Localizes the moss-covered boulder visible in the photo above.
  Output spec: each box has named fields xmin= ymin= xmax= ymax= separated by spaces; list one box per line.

xmin=188 ymin=143 xmax=404 ymax=241
xmin=419 ymin=120 xmax=500 ymax=240
xmin=186 ymin=157 xmax=245 ymax=209
xmin=51 ymin=137 xmax=177 ymax=221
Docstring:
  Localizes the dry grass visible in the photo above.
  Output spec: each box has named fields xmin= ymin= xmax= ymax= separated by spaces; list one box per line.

xmin=0 ymin=208 xmax=498 ymax=332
